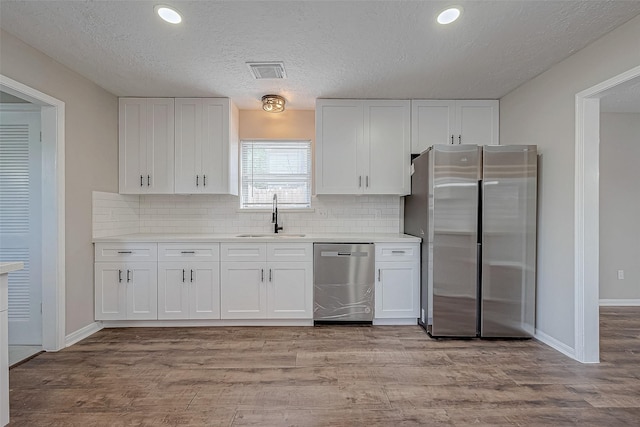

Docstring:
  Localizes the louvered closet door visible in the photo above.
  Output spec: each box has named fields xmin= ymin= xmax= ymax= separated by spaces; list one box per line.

xmin=0 ymin=110 xmax=42 ymax=345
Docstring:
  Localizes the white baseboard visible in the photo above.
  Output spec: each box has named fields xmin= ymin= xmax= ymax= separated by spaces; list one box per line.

xmin=373 ymin=318 xmax=418 ymax=326
xmin=101 ymin=319 xmax=314 ymax=328
xmin=534 ymin=329 xmax=576 ymax=361
xmin=65 ymin=321 xmax=103 ymax=347
xmin=599 ymin=299 xmax=640 ymax=306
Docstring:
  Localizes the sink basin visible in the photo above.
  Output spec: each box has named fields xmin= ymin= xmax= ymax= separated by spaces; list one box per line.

xmin=236 ymin=234 xmax=306 ymax=238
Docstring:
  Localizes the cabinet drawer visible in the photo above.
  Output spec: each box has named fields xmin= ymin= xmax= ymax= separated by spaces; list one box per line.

xmin=158 ymin=243 xmax=220 ymax=262
xmin=95 ymin=243 xmax=158 ymax=262
xmin=267 ymin=243 xmax=313 ymax=262
xmin=220 ymin=243 xmax=267 ymax=262
xmin=375 ymin=243 xmax=419 ymax=262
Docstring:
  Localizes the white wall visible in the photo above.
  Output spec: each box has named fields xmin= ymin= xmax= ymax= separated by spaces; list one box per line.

xmin=0 ymin=29 xmax=119 ymax=335
xmin=599 ymin=113 xmax=640 ymax=301
xmin=500 ymin=15 xmax=640 ymax=348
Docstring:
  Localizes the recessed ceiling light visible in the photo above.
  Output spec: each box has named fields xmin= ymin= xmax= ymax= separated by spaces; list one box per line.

xmin=437 ymin=7 xmax=461 ymax=25
xmin=155 ymin=5 xmax=182 ymax=24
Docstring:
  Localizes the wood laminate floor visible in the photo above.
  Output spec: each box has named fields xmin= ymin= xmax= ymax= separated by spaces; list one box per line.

xmin=8 ymin=307 xmax=640 ymax=426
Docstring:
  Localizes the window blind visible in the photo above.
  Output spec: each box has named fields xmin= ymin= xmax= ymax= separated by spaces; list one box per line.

xmin=240 ymin=140 xmax=312 ymax=209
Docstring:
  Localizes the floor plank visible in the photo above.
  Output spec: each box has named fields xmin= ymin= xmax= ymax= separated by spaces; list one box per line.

xmin=8 ymin=307 xmax=640 ymax=425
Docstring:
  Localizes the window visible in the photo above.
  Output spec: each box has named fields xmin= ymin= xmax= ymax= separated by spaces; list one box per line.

xmin=240 ymin=140 xmax=312 ymax=209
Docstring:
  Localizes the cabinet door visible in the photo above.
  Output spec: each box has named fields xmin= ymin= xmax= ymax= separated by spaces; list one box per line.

xmin=267 ymin=261 xmax=313 ymax=319
xmin=200 ymin=99 xmax=229 ymax=194
xmin=411 ymin=100 xmax=456 ymax=154
xmin=375 ymin=261 xmax=419 ymax=319
xmin=189 ymin=262 xmax=220 ymax=319
xmin=95 ymin=263 xmax=127 ymax=320
xmin=174 ymin=98 xmax=201 ymax=193
xmin=365 ymin=100 xmax=411 ymax=195
xmin=157 ymin=262 xmax=189 ymax=319
xmin=315 ymin=100 xmax=363 ymax=194
xmin=146 ymin=98 xmax=175 ymax=193
xmin=125 ymin=262 xmax=158 ymax=320
xmin=220 ymin=262 xmax=266 ymax=319
xmin=119 ymin=99 xmax=147 ymax=194
xmin=456 ymin=100 xmax=499 ymax=146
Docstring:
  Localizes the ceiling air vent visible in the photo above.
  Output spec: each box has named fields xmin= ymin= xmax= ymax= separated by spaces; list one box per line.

xmin=246 ymin=61 xmax=287 ymax=79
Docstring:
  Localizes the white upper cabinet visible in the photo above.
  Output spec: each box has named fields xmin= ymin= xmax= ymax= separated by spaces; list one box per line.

xmin=411 ymin=100 xmax=499 ymax=154
xmin=175 ymin=98 xmax=239 ymax=195
xmin=316 ymin=99 xmax=411 ymax=195
xmin=119 ymin=98 xmax=175 ymax=194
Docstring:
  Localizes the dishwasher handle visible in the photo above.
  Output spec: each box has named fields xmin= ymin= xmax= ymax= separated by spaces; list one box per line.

xmin=320 ymin=251 xmax=369 ymax=257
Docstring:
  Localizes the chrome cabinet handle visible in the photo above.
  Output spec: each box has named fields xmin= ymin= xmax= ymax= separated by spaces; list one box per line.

xmin=182 ymin=269 xmax=185 ymax=283
xmin=261 ymin=269 xmax=264 ymax=282
xmin=190 ymin=269 xmax=194 ymax=283
xmin=118 ymin=270 xmax=122 ymax=283
xmin=458 ymin=135 xmax=462 ymax=144
xmin=147 ymin=175 xmax=150 ymax=186
xmin=117 ymin=251 xmax=132 ymax=254
xmin=366 ymin=176 xmax=369 ymax=188
xmin=203 ymin=175 xmax=206 ymax=187
xmin=451 ymin=135 xmax=454 ymax=144
xmin=181 ymin=251 xmax=195 ymax=254
xmin=196 ymin=175 xmax=199 ymax=187
xmin=140 ymin=175 xmax=144 ymax=186
xmin=391 ymin=250 xmax=405 ymax=254
xmin=378 ymin=269 xmax=381 ymax=282
xmin=359 ymin=176 xmax=362 ymax=188
xmin=269 ymin=269 xmax=272 ymax=282
xmin=126 ymin=270 xmax=131 ymax=283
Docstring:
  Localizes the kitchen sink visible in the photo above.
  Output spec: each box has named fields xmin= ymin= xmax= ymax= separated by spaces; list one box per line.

xmin=236 ymin=234 xmax=306 ymax=238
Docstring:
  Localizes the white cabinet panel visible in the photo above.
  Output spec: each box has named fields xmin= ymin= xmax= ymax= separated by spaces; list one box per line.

xmin=316 ymin=99 xmax=410 ymax=195
xmin=315 ymin=100 xmax=362 ymax=194
xmin=375 ymin=261 xmax=419 ymax=319
xmin=158 ymin=261 xmax=220 ymax=320
xmin=374 ymin=243 xmax=420 ymax=320
xmin=175 ymin=98 xmax=238 ymax=195
xmin=411 ymin=100 xmax=499 ymax=154
xmin=95 ymin=262 xmax=157 ymax=320
xmin=95 ymin=243 xmax=158 ymax=262
xmin=220 ymin=262 xmax=266 ymax=319
xmin=119 ymin=98 xmax=174 ymax=194
xmin=221 ymin=243 xmax=267 ymax=262
xmin=267 ymin=261 xmax=313 ymax=319
xmin=158 ymin=243 xmax=219 ymax=262
xmin=266 ymin=243 xmax=312 ymax=262
xmin=365 ymin=101 xmax=411 ymax=195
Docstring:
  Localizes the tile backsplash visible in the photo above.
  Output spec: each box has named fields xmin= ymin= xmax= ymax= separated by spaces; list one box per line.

xmin=93 ymin=192 xmax=401 ymax=237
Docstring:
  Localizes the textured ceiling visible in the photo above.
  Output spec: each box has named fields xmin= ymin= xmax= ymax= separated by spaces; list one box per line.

xmin=1 ymin=1 xmax=640 ymax=110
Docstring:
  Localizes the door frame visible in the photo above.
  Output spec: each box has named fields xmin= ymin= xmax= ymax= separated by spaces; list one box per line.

xmin=574 ymin=64 xmax=640 ymax=363
xmin=0 ymin=74 xmax=65 ymax=352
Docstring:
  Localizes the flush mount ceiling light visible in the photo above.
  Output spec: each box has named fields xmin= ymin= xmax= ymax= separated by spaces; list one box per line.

xmin=155 ymin=5 xmax=182 ymax=24
xmin=437 ymin=7 xmax=461 ymax=25
xmin=262 ymin=95 xmax=286 ymax=113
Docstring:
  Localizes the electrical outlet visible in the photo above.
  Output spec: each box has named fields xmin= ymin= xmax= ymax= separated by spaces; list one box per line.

xmin=617 ymin=270 xmax=625 ymax=280
xmin=317 ymin=208 xmax=328 ymax=218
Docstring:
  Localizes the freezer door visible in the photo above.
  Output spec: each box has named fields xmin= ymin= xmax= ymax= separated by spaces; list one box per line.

xmin=481 ymin=145 xmax=537 ymax=338
xmin=429 ymin=145 xmax=481 ymax=337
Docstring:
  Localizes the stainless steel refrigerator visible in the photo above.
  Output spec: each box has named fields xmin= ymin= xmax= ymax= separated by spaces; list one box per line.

xmin=404 ymin=144 xmax=537 ymax=338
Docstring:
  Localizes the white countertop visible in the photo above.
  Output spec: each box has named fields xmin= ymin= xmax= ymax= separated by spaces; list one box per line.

xmin=93 ymin=233 xmax=421 ymax=244
xmin=0 ymin=262 xmax=23 ymax=275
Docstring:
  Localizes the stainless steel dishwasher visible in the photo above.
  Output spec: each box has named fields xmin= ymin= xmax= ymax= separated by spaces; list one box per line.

xmin=313 ymin=243 xmax=375 ymax=323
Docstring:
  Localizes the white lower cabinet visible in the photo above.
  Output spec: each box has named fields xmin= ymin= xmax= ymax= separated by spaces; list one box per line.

xmin=220 ymin=243 xmax=313 ymax=320
xmin=94 ymin=262 xmax=158 ymax=320
xmin=157 ymin=262 xmax=220 ymax=319
xmin=374 ymin=243 xmax=420 ymax=320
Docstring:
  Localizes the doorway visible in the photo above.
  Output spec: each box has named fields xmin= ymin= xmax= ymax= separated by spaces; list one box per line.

xmin=0 ymin=74 xmax=65 ymax=352
xmin=0 ymin=103 xmax=43 ymax=364
xmin=574 ymin=65 xmax=640 ymax=363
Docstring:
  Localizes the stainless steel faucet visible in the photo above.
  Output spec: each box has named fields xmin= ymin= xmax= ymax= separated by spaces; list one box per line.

xmin=272 ymin=194 xmax=283 ymax=234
